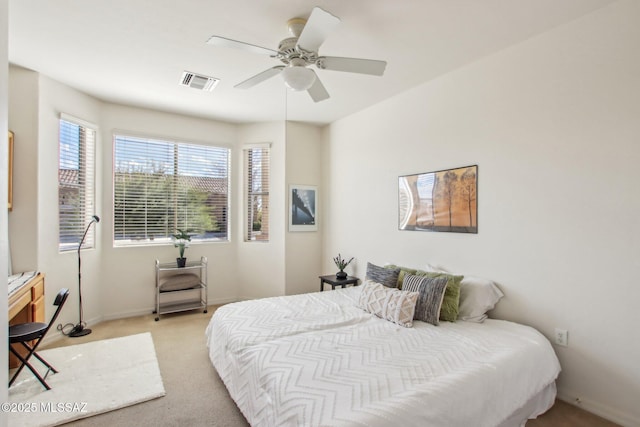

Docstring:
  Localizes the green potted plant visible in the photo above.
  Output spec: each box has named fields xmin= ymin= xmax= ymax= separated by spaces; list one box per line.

xmin=333 ymin=253 xmax=354 ymax=280
xmin=172 ymin=229 xmax=191 ymax=268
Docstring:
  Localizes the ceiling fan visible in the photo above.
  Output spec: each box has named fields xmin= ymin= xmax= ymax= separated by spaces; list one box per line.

xmin=206 ymin=7 xmax=387 ymax=102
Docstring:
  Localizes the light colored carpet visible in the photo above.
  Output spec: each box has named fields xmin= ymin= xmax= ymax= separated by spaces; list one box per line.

xmin=9 ymin=333 xmax=165 ymax=426
xmin=43 ymin=307 xmax=249 ymax=427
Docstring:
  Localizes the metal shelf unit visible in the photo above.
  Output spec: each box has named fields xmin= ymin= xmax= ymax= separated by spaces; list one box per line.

xmin=154 ymin=256 xmax=208 ymax=321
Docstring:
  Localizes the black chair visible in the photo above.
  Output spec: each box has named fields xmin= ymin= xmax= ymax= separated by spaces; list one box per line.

xmin=9 ymin=288 xmax=70 ymax=390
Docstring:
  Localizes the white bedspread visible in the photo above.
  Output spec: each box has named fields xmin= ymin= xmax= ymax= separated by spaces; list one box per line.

xmin=206 ymin=287 xmax=560 ymax=427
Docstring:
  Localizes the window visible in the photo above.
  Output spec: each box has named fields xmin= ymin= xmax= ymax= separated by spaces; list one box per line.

xmin=245 ymin=145 xmax=270 ymax=241
xmin=58 ymin=115 xmax=97 ymax=252
xmin=113 ymin=135 xmax=229 ymax=246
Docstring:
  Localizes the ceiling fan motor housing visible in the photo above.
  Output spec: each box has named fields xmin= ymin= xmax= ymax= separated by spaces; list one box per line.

xmin=278 ymin=37 xmax=298 ymax=57
xmin=277 ymin=37 xmax=318 ymax=66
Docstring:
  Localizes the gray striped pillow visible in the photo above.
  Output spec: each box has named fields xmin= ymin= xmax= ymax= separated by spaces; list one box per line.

xmin=366 ymin=262 xmax=400 ymax=288
xmin=402 ymin=274 xmax=449 ymax=325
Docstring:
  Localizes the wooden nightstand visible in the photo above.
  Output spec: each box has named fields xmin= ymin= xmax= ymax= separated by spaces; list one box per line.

xmin=319 ymin=275 xmax=359 ymax=291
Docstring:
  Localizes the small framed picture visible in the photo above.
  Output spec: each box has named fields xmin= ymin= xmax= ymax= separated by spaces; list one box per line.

xmin=289 ymin=185 xmax=317 ymax=232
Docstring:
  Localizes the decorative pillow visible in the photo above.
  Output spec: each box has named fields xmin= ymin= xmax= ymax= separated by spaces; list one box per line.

xmin=358 ymin=280 xmax=419 ymax=327
xmin=402 ymin=274 xmax=449 ymax=326
xmin=158 ymin=273 xmax=201 ymax=292
xmin=366 ymin=262 xmax=400 ymax=288
xmin=413 ymin=271 xmax=462 ymax=322
xmin=384 ymin=264 xmax=417 ymax=289
xmin=458 ymin=276 xmax=504 ymax=322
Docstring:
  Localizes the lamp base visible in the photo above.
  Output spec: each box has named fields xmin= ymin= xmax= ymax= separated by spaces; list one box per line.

xmin=69 ymin=324 xmax=92 ymax=338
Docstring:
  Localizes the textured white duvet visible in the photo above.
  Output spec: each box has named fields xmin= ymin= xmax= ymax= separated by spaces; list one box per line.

xmin=206 ymin=287 xmax=560 ymax=427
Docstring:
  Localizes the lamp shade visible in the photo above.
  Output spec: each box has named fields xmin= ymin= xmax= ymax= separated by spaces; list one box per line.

xmin=281 ymin=66 xmax=316 ymax=91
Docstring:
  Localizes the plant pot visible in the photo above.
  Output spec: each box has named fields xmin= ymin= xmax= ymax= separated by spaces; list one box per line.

xmin=336 ymin=271 xmax=348 ymax=280
xmin=177 ymin=257 xmax=187 ymax=268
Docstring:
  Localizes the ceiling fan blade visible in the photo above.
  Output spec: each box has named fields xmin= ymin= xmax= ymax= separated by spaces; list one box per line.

xmin=235 ymin=66 xmax=284 ymax=89
xmin=317 ymin=56 xmax=387 ymax=76
xmin=296 ymin=7 xmax=340 ymax=53
xmin=307 ymin=72 xmax=330 ymax=102
xmin=207 ymin=36 xmax=278 ymax=56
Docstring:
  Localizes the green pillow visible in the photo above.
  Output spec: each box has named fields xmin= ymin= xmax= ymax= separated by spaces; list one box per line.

xmin=415 ymin=271 xmax=462 ymax=322
xmin=385 ymin=264 xmax=417 ymax=289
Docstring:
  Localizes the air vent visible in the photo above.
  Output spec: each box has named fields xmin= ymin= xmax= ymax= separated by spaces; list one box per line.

xmin=179 ymin=71 xmax=219 ymax=91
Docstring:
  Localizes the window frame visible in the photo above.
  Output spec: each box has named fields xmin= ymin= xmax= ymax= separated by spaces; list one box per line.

xmin=58 ymin=114 xmax=97 ymax=253
xmin=112 ymin=133 xmax=231 ymax=247
xmin=244 ymin=144 xmax=270 ymax=242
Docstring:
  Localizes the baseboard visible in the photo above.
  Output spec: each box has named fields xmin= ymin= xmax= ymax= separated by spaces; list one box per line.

xmin=557 ymin=388 xmax=639 ymax=426
xmin=207 ymin=296 xmax=240 ymax=306
xmin=101 ymin=308 xmax=154 ymax=322
xmin=101 ymin=297 xmax=239 ymax=322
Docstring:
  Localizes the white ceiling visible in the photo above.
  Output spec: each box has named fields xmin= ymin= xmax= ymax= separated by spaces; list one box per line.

xmin=8 ymin=0 xmax=614 ymax=125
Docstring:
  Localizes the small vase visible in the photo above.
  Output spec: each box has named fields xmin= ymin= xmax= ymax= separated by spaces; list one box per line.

xmin=177 ymin=257 xmax=187 ymax=268
xmin=336 ymin=270 xmax=347 ymax=280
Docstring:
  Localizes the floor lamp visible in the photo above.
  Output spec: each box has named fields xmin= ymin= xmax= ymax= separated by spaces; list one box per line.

xmin=69 ymin=215 xmax=100 ymax=338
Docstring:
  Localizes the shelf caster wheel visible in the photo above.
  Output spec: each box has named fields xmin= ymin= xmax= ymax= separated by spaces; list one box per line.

xmin=155 ymin=317 xmax=159 ymax=321
xmin=204 ymin=309 xmax=208 ymax=314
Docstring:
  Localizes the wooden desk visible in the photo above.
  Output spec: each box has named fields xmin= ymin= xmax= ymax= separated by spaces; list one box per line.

xmin=8 ymin=273 xmax=45 ymax=367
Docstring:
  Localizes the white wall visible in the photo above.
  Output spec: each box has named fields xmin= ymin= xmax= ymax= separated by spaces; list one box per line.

xmin=8 ymin=70 xmax=102 ymax=329
xmin=1 ymin=0 xmax=10 ymax=412
xmin=285 ymin=121 xmax=323 ymax=295
xmin=7 ymin=66 xmax=38 ymax=273
xmin=35 ymin=76 xmax=103 ymax=328
xmin=323 ymin=1 xmax=640 ymax=425
xmin=8 ymin=72 xmax=105 ymax=332
xmin=236 ymin=121 xmax=287 ymax=299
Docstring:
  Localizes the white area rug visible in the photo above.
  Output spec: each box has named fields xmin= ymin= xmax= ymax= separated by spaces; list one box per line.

xmin=8 ymin=333 xmax=166 ymax=426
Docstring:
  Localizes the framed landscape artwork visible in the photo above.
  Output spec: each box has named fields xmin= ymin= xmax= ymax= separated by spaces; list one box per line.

xmin=399 ymin=165 xmax=477 ymax=233
xmin=289 ymin=185 xmax=317 ymax=232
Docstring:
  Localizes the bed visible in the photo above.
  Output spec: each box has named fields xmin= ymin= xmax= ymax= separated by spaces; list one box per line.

xmin=206 ymin=284 xmax=560 ymax=427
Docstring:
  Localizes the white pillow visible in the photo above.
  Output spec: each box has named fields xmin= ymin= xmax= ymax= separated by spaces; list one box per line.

xmin=423 ymin=263 xmax=447 ymax=273
xmin=457 ymin=275 xmax=504 ymax=322
xmin=423 ymin=264 xmax=504 ymax=322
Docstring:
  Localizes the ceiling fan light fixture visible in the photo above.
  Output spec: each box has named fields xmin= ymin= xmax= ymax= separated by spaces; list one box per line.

xmin=281 ymin=66 xmax=316 ymax=91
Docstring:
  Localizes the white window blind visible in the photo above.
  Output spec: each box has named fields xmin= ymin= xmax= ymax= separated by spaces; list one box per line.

xmin=114 ymin=135 xmax=229 ymax=246
xmin=58 ymin=116 xmax=96 ymax=252
xmin=245 ymin=146 xmax=270 ymax=241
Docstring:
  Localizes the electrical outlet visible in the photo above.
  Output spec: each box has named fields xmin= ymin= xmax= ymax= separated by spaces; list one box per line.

xmin=555 ymin=328 xmax=568 ymax=346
